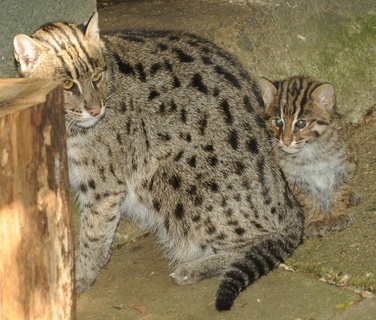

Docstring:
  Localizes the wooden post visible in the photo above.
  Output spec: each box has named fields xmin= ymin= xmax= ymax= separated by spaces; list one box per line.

xmin=0 ymin=79 xmax=75 ymax=319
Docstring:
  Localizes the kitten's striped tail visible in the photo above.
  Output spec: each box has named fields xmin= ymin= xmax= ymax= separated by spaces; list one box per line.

xmin=215 ymin=225 xmax=303 ymax=311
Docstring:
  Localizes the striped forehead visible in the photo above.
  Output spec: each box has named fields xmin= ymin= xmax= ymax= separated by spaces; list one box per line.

xmin=277 ymin=78 xmax=316 ymax=117
xmin=33 ymin=22 xmax=98 ymax=78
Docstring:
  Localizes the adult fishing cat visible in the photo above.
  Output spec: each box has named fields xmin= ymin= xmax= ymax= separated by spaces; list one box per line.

xmin=13 ymin=13 xmax=303 ymax=310
xmin=260 ymin=76 xmax=359 ymax=237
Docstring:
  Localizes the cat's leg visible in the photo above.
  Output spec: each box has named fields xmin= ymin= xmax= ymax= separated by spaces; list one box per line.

xmin=170 ymin=252 xmax=240 ymax=285
xmin=291 ymin=186 xmax=329 ymax=237
xmin=327 ymin=183 xmax=355 ymax=232
xmin=75 ymin=193 xmax=123 ymax=293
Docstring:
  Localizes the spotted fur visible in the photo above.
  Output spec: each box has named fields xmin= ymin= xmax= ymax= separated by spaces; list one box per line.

xmin=260 ymin=76 xmax=359 ymax=237
xmin=14 ymin=13 xmax=304 ymax=311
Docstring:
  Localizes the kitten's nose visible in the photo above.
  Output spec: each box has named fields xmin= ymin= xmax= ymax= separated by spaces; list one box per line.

xmin=283 ymin=140 xmax=292 ymax=146
xmin=89 ymin=107 xmax=102 ymax=116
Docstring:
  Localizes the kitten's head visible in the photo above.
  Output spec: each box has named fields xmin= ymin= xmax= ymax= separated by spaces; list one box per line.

xmin=13 ymin=12 xmax=107 ymax=129
xmin=259 ymin=76 xmax=336 ymax=154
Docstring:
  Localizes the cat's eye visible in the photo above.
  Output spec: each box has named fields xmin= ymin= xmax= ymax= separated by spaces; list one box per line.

xmin=274 ymin=118 xmax=284 ymax=128
xmin=92 ymin=72 xmax=102 ymax=83
xmin=62 ymin=79 xmax=74 ymax=90
xmin=295 ymin=120 xmax=306 ymax=129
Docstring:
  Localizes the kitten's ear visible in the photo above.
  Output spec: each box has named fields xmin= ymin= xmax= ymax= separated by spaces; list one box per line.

xmin=311 ymin=83 xmax=336 ymax=110
xmin=84 ymin=12 xmax=100 ymax=42
xmin=13 ymin=34 xmax=45 ymax=73
xmin=259 ymin=78 xmax=277 ymax=107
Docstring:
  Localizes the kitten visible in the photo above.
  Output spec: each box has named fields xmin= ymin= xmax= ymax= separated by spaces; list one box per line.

xmin=13 ymin=13 xmax=304 ymax=310
xmin=260 ymin=76 xmax=359 ymax=237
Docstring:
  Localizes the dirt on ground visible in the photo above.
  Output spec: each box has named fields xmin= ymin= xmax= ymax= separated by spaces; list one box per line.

xmin=76 ymin=1 xmax=376 ymax=319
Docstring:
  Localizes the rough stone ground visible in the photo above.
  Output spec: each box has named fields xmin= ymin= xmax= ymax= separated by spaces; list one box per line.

xmin=77 ymin=1 xmax=376 ymax=319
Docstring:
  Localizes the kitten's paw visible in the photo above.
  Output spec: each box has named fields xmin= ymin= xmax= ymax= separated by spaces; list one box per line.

xmin=348 ymin=191 xmax=361 ymax=206
xmin=75 ymin=277 xmax=95 ymax=294
xmin=170 ymin=263 xmax=202 ymax=285
xmin=329 ymin=214 xmax=354 ymax=232
xmin=304 ymin=220 xmax=330 ymax=237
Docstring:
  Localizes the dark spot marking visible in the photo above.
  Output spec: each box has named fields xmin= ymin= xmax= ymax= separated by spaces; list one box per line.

xmin=243 ymin=95 xmax=254 ymax=113
xmin=153 ymin=199 xmax=161 ymax=212
xmin=198 ymin=114 xmax=208 ymax=135
xmin=135 ymin=63 xmax=146 ymax=82
xmin=174 ymin=151 xmax=184 ymax=161
xmin=174 ymin=48 xmax=195 ymax=62
xmin=203 ymin=144 xmax=214 ymax=152
xmin=192 ymin=215 xmax=201 ymax=222
xmin=235 ymin=161 xmax=245 ymax=175
xmin=169 ymin=174 xmax=181 ymax=189
xmin=229 ymin=129 xmax=239 ymax=149
xmin=170 ymin=101 xmax=178 ymax=111
xmin=157 ymin=43 xmax=168 ymax=51
xmin=187 ymin=156 xmax=196 ymax=167
xmin=181 ymin=109 xmax=187 ymax=123
xmin=88 ymin=179 xmax=96 ymax=190
xmin=214 ymin=65 xmax=241 ymax=89
xmin=164 ymin=59 xmax=173 ymax=72
xmin=95 ymin=193 xmax=101 ymax=200
xmin=226 ymin=208 xmax=233 ymax=217
xmin=316 ymin=120 xmax=329 ymax=126
xmin=246 ymin=136 xmax=259 ymax=154
xmin=149 ymin=90 xmax=160 ymax=100
xmin=220 ymin=99 xmax=233 ymax=124
xmin=151 ymin=63 xmax=162 ymax=74
xmin=80 ymin=184 xmax=88 ymax=193
xmin=157 ymin=132 xmax=171 ymax=141
xmin=116 ymin=58 xmax=134 ymax=75
xmin=159 ymin=103 xmax=166 ymax=112
xmin=208 ymin=181 xmax=219 ymax=192
xmin=201 ymin=55 xmax=213 ymax=65
xmin=194 ymin=196 xmax=203 ymax=206
xmin=207 ymin=155 xmax=218 ymax=166
xmin=173 ymin=76 xmax=181 ymax=88
xmin=235 ymin=227 xmax=246 ymax=236
xmin=207 ymin=225 xmax=217 ymax=234
xmin=116 ymin=133 xmax=123 ymax=145
xmin=187 ymin=185 xmax=197 ymax=195
xmin=174 ymin=203 xmax=185 ymax=219
xmin=191 ymin=73 xmax=208 ymax=94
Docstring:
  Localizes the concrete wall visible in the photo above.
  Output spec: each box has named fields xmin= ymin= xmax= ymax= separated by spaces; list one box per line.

xmin=0 ymin=0 xmax=97 ymax=78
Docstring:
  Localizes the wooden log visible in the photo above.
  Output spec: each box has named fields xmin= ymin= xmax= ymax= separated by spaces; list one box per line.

xmin=0 ymin=79 xmax=75 ymax=319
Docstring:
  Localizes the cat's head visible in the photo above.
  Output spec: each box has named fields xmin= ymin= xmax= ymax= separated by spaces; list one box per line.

xmin=13 ymin=12 xmax=107 ymax=129
xmin=259 ymin=76 xmax=336 ymax=154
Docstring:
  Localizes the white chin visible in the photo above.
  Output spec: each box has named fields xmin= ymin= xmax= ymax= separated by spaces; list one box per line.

xmin=78 ymin=117 xmax=102 ymax=128
xmin=281 ymin=146 xmax=300 ymax=154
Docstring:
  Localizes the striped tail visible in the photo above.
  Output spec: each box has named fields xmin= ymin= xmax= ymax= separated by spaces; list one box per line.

xmin=215 ymin=228 xmax=303 ymax=311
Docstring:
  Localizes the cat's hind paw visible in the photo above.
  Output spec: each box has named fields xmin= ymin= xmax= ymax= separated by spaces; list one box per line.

xmin=170 ymin=263 xmax=203 ymax=285
xmin=304 ymin=220 xmax=330 ymax=237
xmin=329 ymin=214 xmax=354 ymax=232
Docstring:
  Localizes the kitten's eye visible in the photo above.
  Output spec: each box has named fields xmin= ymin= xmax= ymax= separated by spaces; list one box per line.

xmin=92 ymin=72 xmax=102 ymax=83
xmin=274 ymin=118 xmax=284 ymax=128
xmin=295 ymin=120 xmax=306 ymax=129
xmin=63 ymin=79 xmax=74 ymax=90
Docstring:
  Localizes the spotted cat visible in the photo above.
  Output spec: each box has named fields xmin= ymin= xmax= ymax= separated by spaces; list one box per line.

xmin=260 ymin=76 xmax=359 ymax=236
xmin=13 ymin=13 xmax=303 ymax=310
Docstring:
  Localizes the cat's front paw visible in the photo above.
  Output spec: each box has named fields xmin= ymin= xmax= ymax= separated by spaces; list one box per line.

xmin=304 ymin=220 xmax=330 ymax=237
xmin=328 ymin=214 xmax=354 ymax=232
xmin=170 ymin=263 xmax=203 ymax=285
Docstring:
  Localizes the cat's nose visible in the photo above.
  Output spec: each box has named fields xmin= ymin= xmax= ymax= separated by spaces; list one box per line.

xmin=283 ymin=140 xmax=292 ymax=146
xmin=89 ymin=107 xmax=102 ymax=116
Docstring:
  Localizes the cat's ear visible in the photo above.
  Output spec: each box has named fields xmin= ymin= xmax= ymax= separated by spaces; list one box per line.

xmin=13 ymin=34 xmax=46 ymax=73
xmin=84 ymin=12 xmax=100 ymax=42
xmin=311 ymin=83 xmax=336 ymax=110
xmin=259 ymin=78 xmax=277 ymax=107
